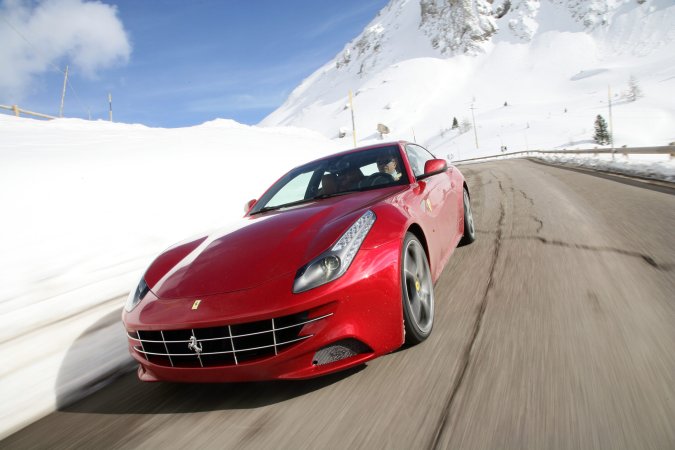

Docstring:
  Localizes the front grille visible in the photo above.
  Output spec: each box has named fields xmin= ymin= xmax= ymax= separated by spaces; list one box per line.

xmin=128 ymin=310 xmax=332 ymax=368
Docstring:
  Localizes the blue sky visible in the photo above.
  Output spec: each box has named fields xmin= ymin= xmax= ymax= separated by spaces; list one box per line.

xmin=1 ymin=0 xmax=388 ymax=127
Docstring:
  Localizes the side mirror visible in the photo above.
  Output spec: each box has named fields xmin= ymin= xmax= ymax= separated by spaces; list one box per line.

xmin=244 ymin=199 xmax=257 ymax=213
xmin=422 ymin=159 xmax=447 ymax=177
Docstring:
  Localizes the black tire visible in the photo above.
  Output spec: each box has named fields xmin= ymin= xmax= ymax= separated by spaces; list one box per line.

xmin=401 ymin=232 xmax=434 ymax=345
xmin=459 ymin=187 xmax=475 ymax=246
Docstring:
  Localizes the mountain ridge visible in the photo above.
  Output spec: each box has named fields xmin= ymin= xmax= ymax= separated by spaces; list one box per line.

xmin=261 ymin=0 xmax=675 ymax=155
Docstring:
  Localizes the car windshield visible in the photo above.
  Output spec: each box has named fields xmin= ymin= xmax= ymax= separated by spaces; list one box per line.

xmin=250 ymin=145 xmax=408 ymax=214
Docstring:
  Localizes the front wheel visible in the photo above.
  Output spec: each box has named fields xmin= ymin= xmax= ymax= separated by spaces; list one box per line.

xmin=459 ymin=188 xmax=475 ymax=246
xmin=401 ymin=233 xmax=434 ymax=345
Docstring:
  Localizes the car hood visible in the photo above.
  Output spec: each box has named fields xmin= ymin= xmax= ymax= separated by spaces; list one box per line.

xmin=144 ymin=187 xmax=405 ymax=299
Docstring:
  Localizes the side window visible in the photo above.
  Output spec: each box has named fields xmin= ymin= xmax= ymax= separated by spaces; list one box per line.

xmin=405 ymin=144 xmax=436 ymax=178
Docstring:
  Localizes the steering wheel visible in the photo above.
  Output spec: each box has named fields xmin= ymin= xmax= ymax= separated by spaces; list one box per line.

xmin=364 ymin=172 xmax=395 ymax=187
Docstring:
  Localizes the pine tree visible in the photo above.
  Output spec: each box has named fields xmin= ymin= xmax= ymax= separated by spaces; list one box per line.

xmin=451 ymin=117 xmax=459 ymax=129
xmin=594 ymin=115 xmax=610 ymax=145
xmin=459 ymin=118 xmax=472 ymax=134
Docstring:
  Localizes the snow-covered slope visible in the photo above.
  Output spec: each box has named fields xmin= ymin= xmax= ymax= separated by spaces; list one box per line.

xmin=261 ymin=0 xmax=675 ymax=157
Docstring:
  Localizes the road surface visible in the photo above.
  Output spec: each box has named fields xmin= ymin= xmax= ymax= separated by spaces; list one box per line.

xmin=4 ymin=159 xmax=674 ymax=449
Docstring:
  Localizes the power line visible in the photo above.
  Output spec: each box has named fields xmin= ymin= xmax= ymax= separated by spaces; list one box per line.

xmin=65 ymin=74 xmax=92 ymax=119
xmin=0 ymin=14 xmax=64 ymax=75
xmin=0 ymin=14 xmax=93 ymax=119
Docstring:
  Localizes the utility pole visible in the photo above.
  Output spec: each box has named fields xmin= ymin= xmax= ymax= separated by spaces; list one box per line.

xmin=470 ymin=101 xmax=479 ymax=149
xmin=608 ymin=85 xmax=615 ymax=157
xmin=59 ymin=65 xmax=69 ymax=118
xmin=108 ymin=93 xmax=113 ymax=122
xmin=349 ymin=90 xmax=356 ymax=147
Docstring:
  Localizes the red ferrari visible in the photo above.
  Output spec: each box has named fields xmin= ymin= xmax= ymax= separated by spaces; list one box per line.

xmin=122 ymin=141 xmax=475 ymax=382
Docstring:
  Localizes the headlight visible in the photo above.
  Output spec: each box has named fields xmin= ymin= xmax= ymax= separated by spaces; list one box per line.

xmin=293 ymin=210 xmax=376 ymax=293
xmin=125 ymin=277 xmax=150 ymax=312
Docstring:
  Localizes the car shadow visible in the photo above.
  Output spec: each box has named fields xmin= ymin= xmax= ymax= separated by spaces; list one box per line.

xmin=55 ymin=304 xmax=136 ymax=410
xmin=57 ymin=307 xmax=365 ymax=416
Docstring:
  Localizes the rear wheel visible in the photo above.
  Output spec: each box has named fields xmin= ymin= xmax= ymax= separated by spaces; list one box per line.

xmin=401 ymin=233 xmax=434 ymax=345
xmin=459 ymin=188 xmax=475 ymax=246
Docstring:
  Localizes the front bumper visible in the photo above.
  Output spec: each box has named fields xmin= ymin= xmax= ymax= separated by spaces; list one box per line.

xmin=122 ymin=240 xmax=403 ymax=382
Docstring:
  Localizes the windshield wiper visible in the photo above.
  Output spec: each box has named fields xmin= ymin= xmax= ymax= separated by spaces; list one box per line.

xmin=249 ymin=197 xmax=317 ymax=215
xmin=249 ymin=205 xmax=281 ymax=215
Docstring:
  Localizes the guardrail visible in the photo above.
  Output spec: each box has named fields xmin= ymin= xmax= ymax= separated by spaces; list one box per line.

xmin=452 ymin=146 xmax=675 ymax=183
xmin=453 ymin=146 xmax=675 ymax=164
xmin=0 ymin=104 xmax=56 ymax=120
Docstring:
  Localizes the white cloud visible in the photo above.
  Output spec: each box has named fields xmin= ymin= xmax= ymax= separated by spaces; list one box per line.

xmin=0 ymin=0 xmax=131 ymax=98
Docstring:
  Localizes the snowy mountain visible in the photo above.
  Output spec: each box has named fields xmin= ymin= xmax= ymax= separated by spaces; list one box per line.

xmin=261 ymin=0 xmax=675 ymax=157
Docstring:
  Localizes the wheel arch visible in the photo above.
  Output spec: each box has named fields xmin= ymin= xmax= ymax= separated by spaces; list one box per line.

xmin=406 ymin=223 xmax=430 ymax=264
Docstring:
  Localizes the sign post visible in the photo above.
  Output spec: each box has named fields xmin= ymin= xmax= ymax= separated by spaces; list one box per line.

xmin=349 ymin=90 xmax=356 ymax=147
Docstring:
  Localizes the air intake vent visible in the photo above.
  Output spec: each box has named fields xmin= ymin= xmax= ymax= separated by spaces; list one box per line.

xmin=312 ymin=339 xmax=371 ymax=366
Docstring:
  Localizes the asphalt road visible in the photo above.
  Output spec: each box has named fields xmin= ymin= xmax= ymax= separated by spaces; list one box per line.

xmin=4 ymin=160 xmax=674 ymax=449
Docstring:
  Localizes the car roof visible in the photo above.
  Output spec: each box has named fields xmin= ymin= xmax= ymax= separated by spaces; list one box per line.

xmin=304 ymin=141 xmax=410 ymax=166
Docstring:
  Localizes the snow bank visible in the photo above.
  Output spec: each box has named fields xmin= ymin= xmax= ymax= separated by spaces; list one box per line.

xmin=537 ymin=152 xmax=675 ymax=181
xmin=0 ymin=114 xmax=344 ymax=439
xmin=456 ymin=150 xmax=675 ymax=182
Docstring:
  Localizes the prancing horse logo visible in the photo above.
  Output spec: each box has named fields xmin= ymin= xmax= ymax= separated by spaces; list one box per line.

xmin=188 ymin=335 xmax=202 ymax=355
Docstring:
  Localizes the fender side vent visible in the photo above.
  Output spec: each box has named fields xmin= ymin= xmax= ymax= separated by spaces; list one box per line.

xmin=312 ymin=339 xmax=371 ymax=366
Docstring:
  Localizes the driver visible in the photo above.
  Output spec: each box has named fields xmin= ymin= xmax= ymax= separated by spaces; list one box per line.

xmin=376 ymin=155 xmax=402 ymax=180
